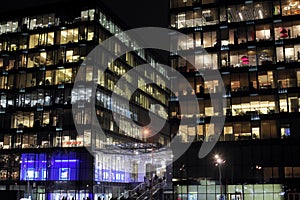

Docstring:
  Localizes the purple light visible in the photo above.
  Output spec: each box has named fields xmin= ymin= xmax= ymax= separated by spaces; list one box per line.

xmin=22 ymin=160 xmax=47 ymax=163
xmin=54 ymin=159 xmax=78 ymax=163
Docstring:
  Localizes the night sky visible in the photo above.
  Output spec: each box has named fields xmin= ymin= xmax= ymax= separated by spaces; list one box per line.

xmin=0 ymin=0 xmax=170 ymax=63
xmin=101 ymin=0 xmax=170 ymax=29
xmin=0 ymin=0 xmax=169 ymax=29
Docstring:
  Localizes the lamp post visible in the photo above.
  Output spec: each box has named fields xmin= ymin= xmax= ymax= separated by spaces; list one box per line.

xmin=143 ymin=128 xmax=154 ymax=200
xmin=214 ymin=154 xmax=226 ymax=200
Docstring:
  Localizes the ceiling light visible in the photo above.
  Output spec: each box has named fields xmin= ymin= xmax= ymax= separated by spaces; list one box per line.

xmin=289 ymin=1 xmax=298 ymax=7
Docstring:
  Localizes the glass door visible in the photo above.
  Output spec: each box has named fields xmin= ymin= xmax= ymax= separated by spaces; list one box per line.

xmin=229 ymin=193 xmax=243 ymax=200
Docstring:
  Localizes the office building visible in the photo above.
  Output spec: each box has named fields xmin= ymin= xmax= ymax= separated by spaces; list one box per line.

xmin=0 ymin=0 xmax=171 ymax=199
xmin=169 ymin=0 xmax=300 ymax=200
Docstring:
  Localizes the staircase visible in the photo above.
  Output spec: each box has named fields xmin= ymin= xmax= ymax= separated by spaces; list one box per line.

xmin=118 ymin=181 xmax=167 ymax=200
xmin=118 ymin=182 xmax=147 ymax=200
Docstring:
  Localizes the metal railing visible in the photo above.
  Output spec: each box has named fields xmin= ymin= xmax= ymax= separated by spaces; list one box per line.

xmin=118 ymin=182 xmax=147 ymax=200
xmin=118 ymin=181 xmax=168 ymax=200
xmin=136 ymin=182 xmax=164 ymax=200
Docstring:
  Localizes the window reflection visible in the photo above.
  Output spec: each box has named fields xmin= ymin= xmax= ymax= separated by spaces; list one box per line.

xmin=228 ymin=2 xmax=272 ymax=23
xmin=29 ymin=32 xmax=54 ymax=48
xmin=0 ymin=21 xmax=18 ymax=34
xmin=256 ymin=25 xmax=271 ymax=41
xmin=172 ymin=8 xmax=219 ymax=29
xmin=203 ymin=31 xmax=217 ymax=47
xmin=81 ymin=9 xmax=95 ymax=21
xmin=60 ymin=28 xmax=78 ymax=44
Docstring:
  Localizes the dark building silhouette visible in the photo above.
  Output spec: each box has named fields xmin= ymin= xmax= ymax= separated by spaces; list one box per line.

xmin=0 ymin=0 xmax=170 ymax=199
xmin=169 ymin=0 xmax=300 ymax=200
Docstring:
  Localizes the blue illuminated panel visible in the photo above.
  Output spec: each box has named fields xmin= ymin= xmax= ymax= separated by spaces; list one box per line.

xmin=59 ymin=168 xmax=70 ymax=180
xmin=20 ymin=153 xmax=47 ymax=181
xmin=49 ymin=157 xmax=79 ymax=181
xmin=20 ymin=153 xmax=79 ymax=181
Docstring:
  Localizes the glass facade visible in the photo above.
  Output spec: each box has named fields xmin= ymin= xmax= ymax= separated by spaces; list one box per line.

xmin=170 ymin=0 xmax=300 ymax=199
xmin=0 ymin=8 xmax=169 ymax=148
xmin=0 ymin=0 xmax=170 ymax=199
xmin=170 ymin=0 xmax=300 ymax=142
xmin=20 ymin=152 xmax=92 ymax=181
xmin=174 ymin=183 xmax=284 ymax=200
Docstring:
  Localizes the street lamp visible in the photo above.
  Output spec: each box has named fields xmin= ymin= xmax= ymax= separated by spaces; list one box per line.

xmin=214 ymin=154 xmax=226 ymax=200
xmin=143 ymin=128 xmax=154 ymax=200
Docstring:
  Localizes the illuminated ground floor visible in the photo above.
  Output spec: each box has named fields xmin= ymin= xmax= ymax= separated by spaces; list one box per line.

xmin=2 ymin=182 xmax=128 ymax=200
xmin=0 ymin=146 xmax=172 ymax=200
xmin=174 ymin=180 xmax=285 ymax=200
xmin=171 ymin=140 xmax=300 ymax=200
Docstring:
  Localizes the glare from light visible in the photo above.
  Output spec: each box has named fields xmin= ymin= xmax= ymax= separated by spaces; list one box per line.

xmin=289 ymin=1 xmax=298 ymax=7
xmin=214 ymin=154 xmax=225 ymax=165
xmin=239 ymin=12 xmax=244 ymax=21
xmin=143 ymin=129 xmax=149 ymax=135
xmin=258 ymin=10 xmax=263 ymax=19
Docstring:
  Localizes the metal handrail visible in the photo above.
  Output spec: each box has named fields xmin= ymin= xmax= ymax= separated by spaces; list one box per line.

xmin=118 ymin=182 xmax=146 ymax=200
xmin=118 ymin=181 xmax=167 ymax=200
xmin=136 ymin=182 xmax=164 ymax=200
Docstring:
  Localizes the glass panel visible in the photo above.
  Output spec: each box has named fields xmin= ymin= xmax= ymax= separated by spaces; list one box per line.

xmin=244 ymin=193 xmax=254 ymax=200
xmin=253 ymin=194 xmax=263 ymax=200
